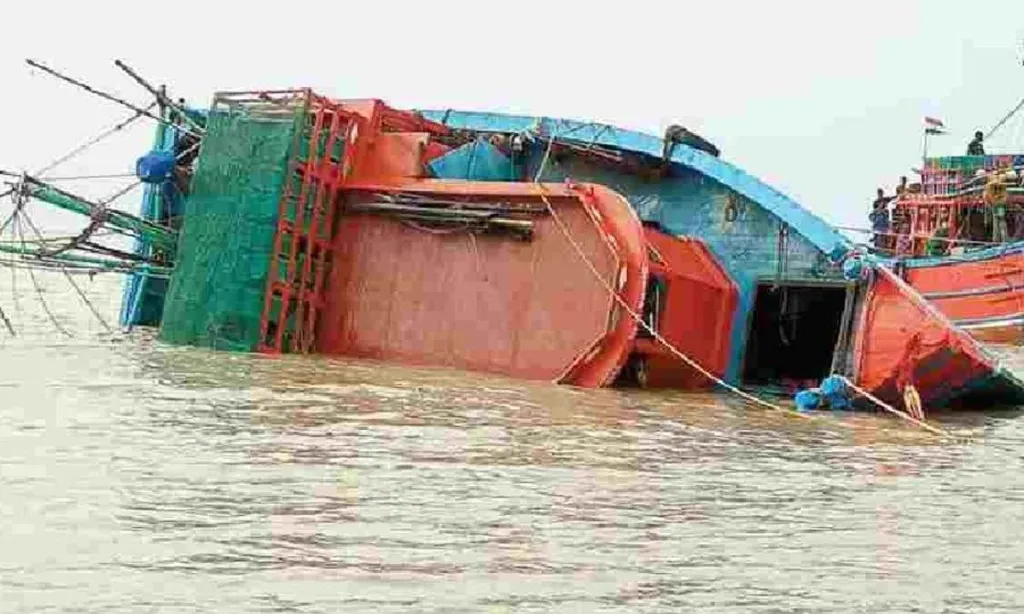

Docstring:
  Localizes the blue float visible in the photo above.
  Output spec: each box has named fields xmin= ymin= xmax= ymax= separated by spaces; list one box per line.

xmin=136 ymin=150 xmax=177 ymax=184
xmin=820 ymin=375 xmax=846 ymax=397
xmin=794 ymin=388 xmax=823 ymax=412
xmin=829 ymin=395 xmax=852 ymax=411
xmin=842 ymin=256 xmax=864 ymax=281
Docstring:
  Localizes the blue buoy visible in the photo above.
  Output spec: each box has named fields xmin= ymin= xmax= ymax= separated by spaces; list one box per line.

xmin=829 ymin=395 xmax=852 ymax=411
xmin=819 ymin=375 xmax=852 ymax=410
xmin=794 ymin=388 xmax=822 ymax=412
xmin=820 ymin=375 xmax=846 ymax=397
xmin=842 ymin=257 xmax=864 ymax=281
xmin=136 ymin=150 xmax=177 ymax=184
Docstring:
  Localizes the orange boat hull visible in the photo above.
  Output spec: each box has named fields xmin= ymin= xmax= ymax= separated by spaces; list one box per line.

xmin=852 ymin=262 xmax=1024 ymax=408
xmin=901 ymin=245 xmax=1024 ymax=346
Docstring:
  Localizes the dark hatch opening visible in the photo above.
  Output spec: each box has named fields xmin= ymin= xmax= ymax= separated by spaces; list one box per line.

xmin=742 ymin=283 xmax=847 ymax=386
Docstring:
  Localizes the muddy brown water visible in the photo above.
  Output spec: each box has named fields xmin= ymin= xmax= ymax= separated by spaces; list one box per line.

xmin=2 ymin=275 xmax=1024 ymax=612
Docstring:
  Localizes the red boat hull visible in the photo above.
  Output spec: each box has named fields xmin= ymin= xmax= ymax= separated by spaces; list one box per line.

xmin=853 ymin=265 xmax=1009 ymax=407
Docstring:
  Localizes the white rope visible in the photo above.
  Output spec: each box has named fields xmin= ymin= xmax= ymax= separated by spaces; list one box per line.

xmin=837 ymin=375 xmax=950 ymax=437
xmin=535 ymin=185 xmax=813 ymax=420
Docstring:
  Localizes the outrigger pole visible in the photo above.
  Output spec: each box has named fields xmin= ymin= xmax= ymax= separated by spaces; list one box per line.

xmin=0 ymin=241 xmax=172 ymax=278
xmin=0 ymin=173 xmax=178 ymax=253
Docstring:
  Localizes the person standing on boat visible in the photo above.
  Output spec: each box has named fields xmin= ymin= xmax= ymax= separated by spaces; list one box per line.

xmin=896 ymin=176 xmax=909 ymax=197
xmin=967 ymin=131 xmax=986 ymax=156
xmin=984 ymin=172 xmax=1009 ymax=243
xmin=869 ymin=188 xmax=894 ymax=251
xmin=1009 ymin=170 xmax=1024 ymax=240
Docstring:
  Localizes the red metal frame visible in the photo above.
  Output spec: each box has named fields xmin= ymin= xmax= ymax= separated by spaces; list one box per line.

xmin=256 ymin=91 xmax=360 ymax=354
xmin=252 ymin=93 xmax=497 ymax=355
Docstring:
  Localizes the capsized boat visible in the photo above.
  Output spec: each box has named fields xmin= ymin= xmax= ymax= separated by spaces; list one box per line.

xmin=5 ymin=64 xmax=1023 ymax=414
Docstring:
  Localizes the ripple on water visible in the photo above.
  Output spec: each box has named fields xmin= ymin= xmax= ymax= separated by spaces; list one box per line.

xmin=3 ymin=277 xmax=1024 ymax=612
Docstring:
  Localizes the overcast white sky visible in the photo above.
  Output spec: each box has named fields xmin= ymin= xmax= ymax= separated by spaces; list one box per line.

xmin=0 ymin=0 xmax=1022 ymax=233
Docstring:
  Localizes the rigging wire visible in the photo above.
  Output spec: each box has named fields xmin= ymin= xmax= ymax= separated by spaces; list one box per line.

xmin=986 ymin=96 xmax=1024 ymax=142
xmin=0 ymin=258 xmax=162 ymax=278
xmin=15 ymin=214 xmax=72 ymax=337
xmin=7 ymin=202 xmax=21 ymax=318
xmin=34 ymin=104 xmax=156 ymax=178
xmin=18 ymin=208 xmax=112 ymax=333
xmin=113 ymin=59 xmax=205 ymax=134
xmin=25 ymin=59 xmax=202 ymax=139
xmin=0 ymin=297 xmax=14 ymax=337
xmin=0 ymin=174 xmax=30 ymax=238
xmin=0 ymin=230 xmax=116 ymax=247
xmin=43 ymin=173 xmax=138 ymax=182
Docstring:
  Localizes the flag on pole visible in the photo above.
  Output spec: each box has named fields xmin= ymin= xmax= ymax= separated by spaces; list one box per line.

xmin=925 ymin=116 xmax=946 ymax=135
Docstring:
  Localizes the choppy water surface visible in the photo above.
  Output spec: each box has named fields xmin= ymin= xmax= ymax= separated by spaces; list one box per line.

xmin=3 ymin=276 xmax=1024 ymax=612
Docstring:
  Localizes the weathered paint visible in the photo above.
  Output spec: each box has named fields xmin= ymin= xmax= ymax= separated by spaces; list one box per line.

xmin=532 ymin=155 xmax=843 ymax=383
xmin=427 ymin=138 xmax=515 ymax=181
xmin=319 ymin=178 xmax=648 ymax=388
xmin=417 ymin=109 xmax=851 ymax=258
xmin=418 ymin=109 xmax=851 ymax=383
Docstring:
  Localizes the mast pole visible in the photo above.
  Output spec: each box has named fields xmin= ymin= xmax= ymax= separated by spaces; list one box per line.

xmin=113 ymin=59 xmax=204 ymax=132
